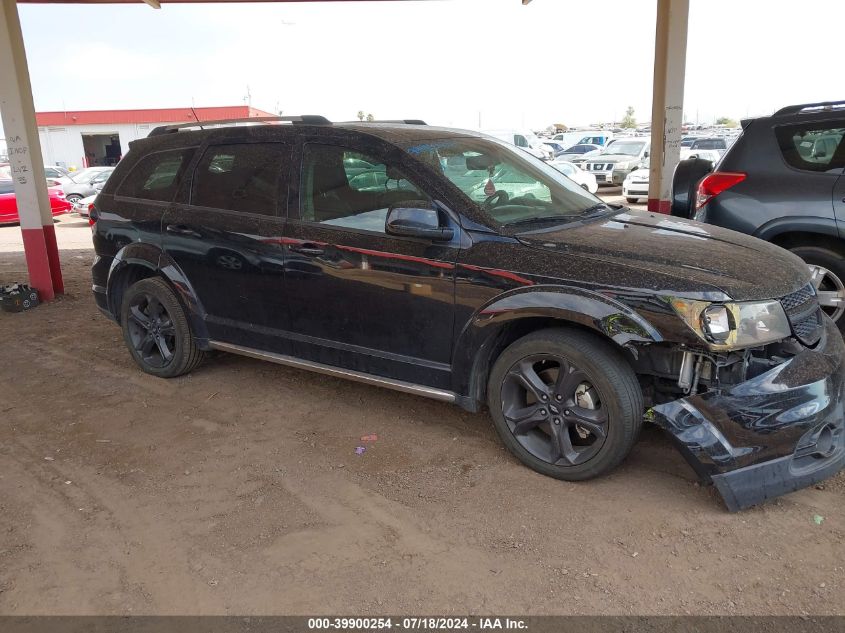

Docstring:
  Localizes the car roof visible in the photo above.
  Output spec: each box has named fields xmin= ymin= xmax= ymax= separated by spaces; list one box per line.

xmin=131 ymin=121 xmax=487 ymax=154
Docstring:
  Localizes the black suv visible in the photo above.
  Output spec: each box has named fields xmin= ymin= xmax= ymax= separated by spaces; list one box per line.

xmin=673 ymin=100 xmax=845 ymax=332
xmin=91 ymin=116 xmax=845 ymax=511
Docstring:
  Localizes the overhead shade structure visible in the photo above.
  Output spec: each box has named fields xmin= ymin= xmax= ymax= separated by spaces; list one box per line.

xmin=2 ymin=0 xmax=688 ymax=302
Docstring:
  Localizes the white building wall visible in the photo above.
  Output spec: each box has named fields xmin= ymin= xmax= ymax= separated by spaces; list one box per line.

xmin=36 ymin=120 xmax=185 ymax=169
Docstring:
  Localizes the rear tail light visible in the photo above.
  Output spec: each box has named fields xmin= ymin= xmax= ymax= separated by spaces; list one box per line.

xmin=89 ymin=204 xmax=99 ymax=227
xmin=695 ymin=171 xmax=746 ymax=210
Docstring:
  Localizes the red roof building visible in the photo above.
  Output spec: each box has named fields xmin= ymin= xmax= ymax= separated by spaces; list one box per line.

xmin=35 ymin=105 xmax=276 ymax=168
xmin=36 ymin=105 xmax=276 ymax=127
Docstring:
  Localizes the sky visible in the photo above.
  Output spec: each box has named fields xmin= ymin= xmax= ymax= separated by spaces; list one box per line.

xmin=3 ymin=0 xmax=845 ymax=136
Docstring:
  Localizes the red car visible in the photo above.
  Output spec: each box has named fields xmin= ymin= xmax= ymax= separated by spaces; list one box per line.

xmin=0 ymin=180 xmax=72 ymax=225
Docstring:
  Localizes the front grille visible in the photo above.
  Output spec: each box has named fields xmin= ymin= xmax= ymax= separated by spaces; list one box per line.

xmin=780 ymin=283 xmax=823 ymax=346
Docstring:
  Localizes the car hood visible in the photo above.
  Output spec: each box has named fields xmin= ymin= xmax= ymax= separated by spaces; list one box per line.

xmin=515 ymin=210 xmax=810 ymax=301
xmin=585 ymin=154 xmax=641 ymax=164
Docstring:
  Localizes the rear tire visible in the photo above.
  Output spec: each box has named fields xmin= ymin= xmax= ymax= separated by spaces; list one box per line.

xmin=66 ymin=194 xmax=82 ymax=205
xmin=120 ymin=277 xmax=205 ymax=378
xmin=626 ymin=197 xmax=638 ymax=204
xmin=789 ymin=245 xmax=845 ymax=332
xmin=487 ymin=328 xmax=643 ymax=481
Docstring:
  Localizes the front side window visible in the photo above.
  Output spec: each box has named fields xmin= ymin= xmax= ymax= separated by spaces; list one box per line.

xmin=403 ymin=136 xmax=601 ymax=229
xmin=117 ymin=148 xmax=195 ymax=201
xmin=776 ymin=122 xmax=845 ymax=172
xmin=191 ymin=143 xmax=287 ymax=215
xmin=301 ymin=144 xmax=429 ymax=233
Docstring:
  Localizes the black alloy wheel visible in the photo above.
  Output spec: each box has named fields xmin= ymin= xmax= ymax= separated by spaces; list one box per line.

xmin=501 ymin=354 xmax=607 ymax=466
xmin=120 ymin=277 xmax=205 ymax=378
xmin=487 ymin=328 xmax=643 ymax=481
xmin=126 ymin=292 xmax=177 ymax=369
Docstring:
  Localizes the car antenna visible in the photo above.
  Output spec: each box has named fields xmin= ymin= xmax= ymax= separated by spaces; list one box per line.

xmin=190 ymin=107 xmax=204 ymax=130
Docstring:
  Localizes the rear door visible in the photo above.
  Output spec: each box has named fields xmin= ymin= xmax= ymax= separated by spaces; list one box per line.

xmin=161 ymin=140 xmax=290 ymax=347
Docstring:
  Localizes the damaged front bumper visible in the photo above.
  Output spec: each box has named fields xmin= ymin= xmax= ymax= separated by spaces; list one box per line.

xmin=651 ymin=316 xmax=845 ymax=512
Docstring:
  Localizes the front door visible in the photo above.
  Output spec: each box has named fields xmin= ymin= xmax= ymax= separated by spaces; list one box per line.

xmin=281 ymin=140 xmax=461 ymax=388
xmin=161 ymin=140 xmax=291 ymax=347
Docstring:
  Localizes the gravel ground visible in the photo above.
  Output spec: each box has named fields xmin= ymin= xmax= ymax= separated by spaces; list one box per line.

xmin=0 ymin=210 xmax=843 ymax=616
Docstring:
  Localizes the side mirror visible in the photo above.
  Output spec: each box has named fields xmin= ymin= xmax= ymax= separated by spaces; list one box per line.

xmin=386 ymin=202 xmax=454 ymax=241
xmin=643 ymin=151 xmax=650 ymax=159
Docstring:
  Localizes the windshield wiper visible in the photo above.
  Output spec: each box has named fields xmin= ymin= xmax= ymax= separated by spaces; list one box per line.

xmin=502 ymin=214 xmax=577 ymax=228
xmin=577 ymin=202 xmax=622 ymax=217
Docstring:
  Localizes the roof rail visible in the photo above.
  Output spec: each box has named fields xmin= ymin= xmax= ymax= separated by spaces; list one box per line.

xmin=773 ymin=100 xmax=845 ymax=117
xmin=339 ymin=119 xmax=427 ymax=125
xmin=148 ymin=115 xmax=331 ymax=137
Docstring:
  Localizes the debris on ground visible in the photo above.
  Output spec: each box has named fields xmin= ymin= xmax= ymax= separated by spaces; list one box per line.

xmin=354 ymin=446 xmax=366 ymax=456
xmin=0 ymin=283 xmax=40 ymax=313
xmin=813 ymin=514 xmax=825 ymax=525
xmin=360 ymin=434 xmax=378 ymax=442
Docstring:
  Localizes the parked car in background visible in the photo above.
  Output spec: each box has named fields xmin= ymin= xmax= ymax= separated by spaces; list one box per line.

xmin=44 ymin=165 xmax=73 ymax=186
xmin=680 ymin=137 xmax=728 ymax=161
xmin=541 ymin=141 xmax=569 ymax=159
xmin=550 ymin=159 xmax=598 ymax=193
xmin=484 ymin=129 xmax=553 ymax=160
xmin=622 ymin=167 xmax=649 ymax=202
xmin=672 ymin=100 xmax=845 ymax=331
xmin=554 ymin=143 xmax=601 ymax=162
xmin=89 ymin=116 xmax=845 ymax=512
xmin=0 ymin=180 xmax=70 ymax=224
xmin=581 ymin=139 xmax=650 ymax=186
xmin=552 ymin=131 xmax=613 ymax=147
xmin=73 ymin=193 xmax=97 ymax=219
xmin=0 ymin=163 xmax=74 ymax=187
xmin=63 ymin=167 xmax=114 ymax=204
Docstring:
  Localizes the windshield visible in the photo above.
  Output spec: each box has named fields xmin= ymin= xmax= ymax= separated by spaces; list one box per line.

xmin=601 ymin=141 xmax=645 ymax=156
xmin=402 ymin=136 xmax=603 ymax=228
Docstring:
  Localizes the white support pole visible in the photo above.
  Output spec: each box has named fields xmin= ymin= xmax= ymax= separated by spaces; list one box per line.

xmin=647 ymin=0 xmax=689 ymax=214
xmin=0 ymin=0 xmax=62 ymax=299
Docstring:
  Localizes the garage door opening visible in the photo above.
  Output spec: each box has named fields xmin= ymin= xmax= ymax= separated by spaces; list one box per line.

xmin=82 ymin=132 xmax=121 ymax=167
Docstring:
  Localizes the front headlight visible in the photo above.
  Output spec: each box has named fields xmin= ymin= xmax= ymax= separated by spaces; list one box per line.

xmin=670 ymin=298 xmax=791 ymax=349
xmin=614 ymin=161 xmax=630 ymax=170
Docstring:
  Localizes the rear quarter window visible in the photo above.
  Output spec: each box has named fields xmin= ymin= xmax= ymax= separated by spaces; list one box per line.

xmin=116 ymin=147 xmax=196 ymax=201
xmin=775 ymin=122 xmax=845 ymax=173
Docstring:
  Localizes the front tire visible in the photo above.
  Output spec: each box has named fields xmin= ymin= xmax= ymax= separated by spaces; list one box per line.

xmin=626 ymin=197 xmax=638 ymax=204
xmin=66 ymin=194 xmax=83 ymax=205
xmin=789 ymin=245 xmax=845 ymax=331
xmin=120 ymin=277 xmax=205 ymax=378
xmin=487 ymin=328 xmax=643 ymax=481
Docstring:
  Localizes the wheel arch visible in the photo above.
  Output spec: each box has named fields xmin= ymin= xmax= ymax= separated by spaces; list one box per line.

xmin=768 ymin=230 xmax=845 ymax=256
xmin=107 ymin=243 xmax=210 ymax=345
xmin=452 ymin=286 xmax=661 ymax=411
xmin=754 ymin=217 xmax=840 ymax=245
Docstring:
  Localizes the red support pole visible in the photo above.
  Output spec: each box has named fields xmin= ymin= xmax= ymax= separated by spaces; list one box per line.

xmin=1 ymin=0 xmax=63 ymax=299
xmin=20 ymin=227 xmax=55 ymax=301
xmin=42 ymin=222 xmax=63 ymax=294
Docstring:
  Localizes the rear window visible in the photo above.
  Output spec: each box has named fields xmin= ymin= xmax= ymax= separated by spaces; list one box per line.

xmin=117 ymin=148 xmax=196 ymax=201
xmin=190 ymin=143 xmax=287 ymax=215
xmin=775 ymin=121 xmax=845 ymax=172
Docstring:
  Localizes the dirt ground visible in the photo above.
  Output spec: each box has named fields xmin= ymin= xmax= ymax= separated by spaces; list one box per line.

xmin=0 ymin=219 xmax=844 ymax=616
